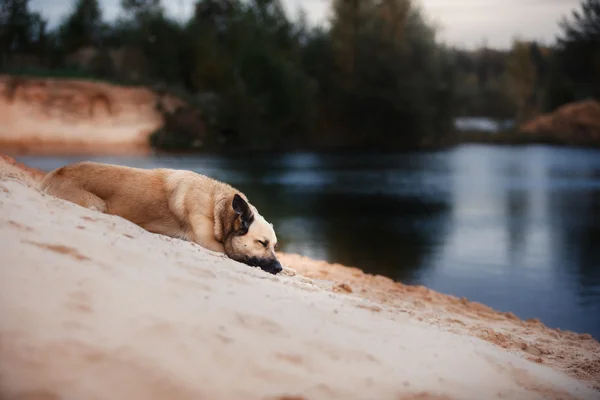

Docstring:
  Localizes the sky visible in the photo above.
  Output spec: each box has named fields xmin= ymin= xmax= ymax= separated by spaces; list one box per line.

xmin=30 ymin=0 xmax=580 ymax=50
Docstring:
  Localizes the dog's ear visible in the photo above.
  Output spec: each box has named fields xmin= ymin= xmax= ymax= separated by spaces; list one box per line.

xmin=232 ymin=194 xmax=250 ymax=216
xmin=232 ymin=194 xmax=253 ymax=234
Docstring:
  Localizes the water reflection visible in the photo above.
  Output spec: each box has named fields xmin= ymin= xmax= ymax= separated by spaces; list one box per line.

xmin=418 ymin=146 xmax=600 ymax=338
xmin=16 ymin=145 xmax=600 ymax=338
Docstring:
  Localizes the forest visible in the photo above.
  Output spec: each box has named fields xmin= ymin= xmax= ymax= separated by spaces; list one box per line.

xmin=1 ymin=0 xmax=599 ymax=151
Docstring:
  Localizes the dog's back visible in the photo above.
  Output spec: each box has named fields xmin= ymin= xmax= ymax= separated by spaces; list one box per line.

xmin=40 ymin=162 xmax=115 ymax=212
xmin=40 ymin=162 xmax=197 ymax=236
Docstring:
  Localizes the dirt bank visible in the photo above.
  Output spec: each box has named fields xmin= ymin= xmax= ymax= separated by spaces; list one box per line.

xmin=519 ymin=100 xmax=600 ymax=146
xmin=0 ymin=75 xmax=192 ymax=155
xmin=1 ymin=155 xmax=599 ymax=400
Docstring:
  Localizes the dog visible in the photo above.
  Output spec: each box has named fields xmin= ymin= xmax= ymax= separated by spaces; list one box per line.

xmin=39 ymin=161 xmax=283 ymax=275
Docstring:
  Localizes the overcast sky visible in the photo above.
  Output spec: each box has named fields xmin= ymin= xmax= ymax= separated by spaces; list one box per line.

xmin=30 ymin=0 xmax=580 ymax=49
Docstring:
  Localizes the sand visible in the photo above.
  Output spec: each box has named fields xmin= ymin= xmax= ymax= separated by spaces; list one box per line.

xmin=520 ymin=100 xmax=600 ymax=145
xmin=1 ymin=156 xmax=599 ymax=400
xmin=0 ymin=75 xmax=182 ymax=154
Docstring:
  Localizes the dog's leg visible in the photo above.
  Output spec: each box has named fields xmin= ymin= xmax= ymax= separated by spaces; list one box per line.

xmin=43 ymin=183 xmax=107 ymax=212
xmin=188 ymin=214 xmax=226 ymax=254
xmin=84 ymin=193 xmax=108 ymax=212
xmin=40 ymin=169 xmax=107 ymax=212
xmin=198 ymin=237 xmax=226 ymax=254
xmin=60 ymin=189 xmax=107 ymax=212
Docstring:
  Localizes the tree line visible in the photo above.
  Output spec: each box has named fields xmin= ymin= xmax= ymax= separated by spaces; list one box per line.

xmin=1 ymin=0 xmax=598 ymax=152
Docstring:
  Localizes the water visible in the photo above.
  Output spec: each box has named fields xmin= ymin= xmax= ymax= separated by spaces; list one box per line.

xmin=17 ymin=145 xmax=600 ymax=338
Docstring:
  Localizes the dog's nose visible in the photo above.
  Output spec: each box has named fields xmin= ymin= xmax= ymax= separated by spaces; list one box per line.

xmin=271 ymin=260 xmax=283 ymax=275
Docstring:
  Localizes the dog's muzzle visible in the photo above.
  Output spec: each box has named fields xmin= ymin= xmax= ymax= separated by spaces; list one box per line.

xmin=244 ymin=257 xmax=283 ymax=275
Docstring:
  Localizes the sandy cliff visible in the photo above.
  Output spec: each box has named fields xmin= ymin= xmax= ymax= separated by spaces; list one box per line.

xmin=0 ymin=76 xmax=189 ymax=155
xmin=1 ymin=156 xmax=599 ymax=400
xmin=519 ymin=100 xmax=600 ymax=146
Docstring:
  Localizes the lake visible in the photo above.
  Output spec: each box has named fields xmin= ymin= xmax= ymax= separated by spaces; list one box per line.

xmin=16 ymin=144 xmax=600 ymax=339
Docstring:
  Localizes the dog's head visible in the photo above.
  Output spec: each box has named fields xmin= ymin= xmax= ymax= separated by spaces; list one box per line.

xmin=224 ymin=194 xmax=282 ymax=275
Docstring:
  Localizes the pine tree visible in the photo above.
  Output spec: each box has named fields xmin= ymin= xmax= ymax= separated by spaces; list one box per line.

xmin=0 ymin=0 xmax=46 ymax=61
xmin=556 ymin=0 xmax=600 ymax=100
xmin=58 ymin=0 xmax=104 ymax=53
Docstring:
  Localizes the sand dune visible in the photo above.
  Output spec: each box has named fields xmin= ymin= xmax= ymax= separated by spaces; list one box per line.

xmin=1 ymin=156 xmax=599 ymax=400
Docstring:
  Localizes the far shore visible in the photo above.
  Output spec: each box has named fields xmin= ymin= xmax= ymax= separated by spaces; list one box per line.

xmin=4 ymin=133 xmax=600 ymax=158
xmin=2 ymin=75 xmax=599 ymax=157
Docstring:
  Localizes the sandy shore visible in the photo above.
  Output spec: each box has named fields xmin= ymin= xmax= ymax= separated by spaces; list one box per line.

xmin=0 ymin=76 xmax=169 ymax=155
xmin=1 ymin=155 xmax=599 ymax=400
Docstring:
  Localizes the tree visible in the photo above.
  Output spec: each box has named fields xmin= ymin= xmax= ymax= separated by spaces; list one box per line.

xmin=121 ymin=0 xmax=163 ymax=20
xmin=58 ymin=0 xmax=104 ymax=53
xmin=0 ymin=0 xmax=47 ymax=63
xmin=114 ymin=0 xmax=185 ymax=84
xmin=558 ymin=0 xmax=600 ymax=46
xmin=181 ymin=0 xmax=318 ymax=150
xmin=325 ymin=0 xmax=455 ymax=147
xmin=506 ymin=40 xmax=538 ymax=123
xmin=556 ymin=0 xmax=600 ymax=100
xmin=330 ymin=0 xmax=371 ymax=87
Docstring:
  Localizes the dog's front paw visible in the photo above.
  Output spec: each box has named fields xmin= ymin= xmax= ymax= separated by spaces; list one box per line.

xmin=279 ymin=266 xmax=297 ymax=277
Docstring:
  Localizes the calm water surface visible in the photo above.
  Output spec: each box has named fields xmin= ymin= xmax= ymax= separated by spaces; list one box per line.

xmin=18 ymin=145 xmax=600 ymax=338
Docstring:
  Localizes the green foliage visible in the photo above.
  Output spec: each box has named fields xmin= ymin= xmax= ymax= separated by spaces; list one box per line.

xmin=506 ymin=40 xmax=538 ymax=123
xmin=315 ymin=0 xmax=458 ymax=148
xmin=556 ymin=0 xmax=600 ymax=100
xmin=451 ymin=46 xmax=518 ymax=120
xmin=0 ymin=0 xmax=49 ymax=64
xmin=58 ymin=0 xmax=104 ymax=53
xmin=3 ymin=0 xmax=599 ymax=151
xmin=184 ymin=0 xmax=318 ymax=150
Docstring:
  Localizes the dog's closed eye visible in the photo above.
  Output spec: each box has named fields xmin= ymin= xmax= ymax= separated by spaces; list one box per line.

xmin=257 ymin=240 xmax=268 ymax=248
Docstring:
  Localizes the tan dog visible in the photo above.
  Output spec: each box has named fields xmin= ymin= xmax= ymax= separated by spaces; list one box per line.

xmin=39 ymin=161 xmax=283 ymax=274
